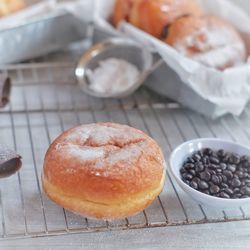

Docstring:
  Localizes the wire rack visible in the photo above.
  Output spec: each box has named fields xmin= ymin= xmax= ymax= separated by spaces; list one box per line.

xmin=1 ymin=58 xmax=250 ymax=240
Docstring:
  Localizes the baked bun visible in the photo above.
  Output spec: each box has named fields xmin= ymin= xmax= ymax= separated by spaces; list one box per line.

xmin=0 ymin=0 xmax=24 ymax=17
xmin=165 ymin=15 xmax=246 ymax=70
xmin=112 ymin=0 xmax=134 ymax=27
xmin=129 ymin=0 xmax=202 ymax=38
xmin=42 ymin=123 xmax=166 ymax=220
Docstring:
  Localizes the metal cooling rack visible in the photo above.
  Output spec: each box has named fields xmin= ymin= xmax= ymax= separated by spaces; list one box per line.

xmin=1 ymin=60 xmax=250 ymax=239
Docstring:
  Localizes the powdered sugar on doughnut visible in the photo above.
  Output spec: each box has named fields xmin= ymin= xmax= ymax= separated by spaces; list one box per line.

xmin=105 ymin=142 xmax=143 ymax=165
xmin=173 ymin=17 xmax=246 ymax=69
xmin=192 ymin=44 xmax=244 ymax=69
xmin=63 ymin=123 xmax=144 ymax=147
xmin=52 ymin=123 xmax=164 ymax=178
xmin=64 ymin=144 xmax=106 ymax=162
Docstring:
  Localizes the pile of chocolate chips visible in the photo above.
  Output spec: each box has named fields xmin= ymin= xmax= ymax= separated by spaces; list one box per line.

xmin=180 ymin=148 xmax=250 ymax=199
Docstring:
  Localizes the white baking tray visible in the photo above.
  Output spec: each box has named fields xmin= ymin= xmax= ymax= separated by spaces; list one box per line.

xmin=0 ymin=10 xmax=89 ymax=64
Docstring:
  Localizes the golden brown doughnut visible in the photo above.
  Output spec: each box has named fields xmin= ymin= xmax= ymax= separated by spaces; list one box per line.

xmin=42 ymin=123 xmax=166 ymax=220
xmin=0 ymin=0 xmax=24 ymax=17
xmin=129 ymin=0 xmax=203 ymax=38
xmin=165 ymin=15 xmax=247 ymax=70
xmin=112 ymin=0 xmax=134 ymax=27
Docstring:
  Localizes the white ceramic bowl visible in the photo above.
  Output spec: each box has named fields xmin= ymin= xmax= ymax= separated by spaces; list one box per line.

xmin=169 ymin=138 xmax=250 ymax=208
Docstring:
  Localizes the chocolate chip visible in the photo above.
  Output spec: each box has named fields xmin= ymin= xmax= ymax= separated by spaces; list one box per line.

xmin=180 ymin=168 xmax=186 ymax=174
xmin=231 ymin=178 xmax=241 ymax=187
xmin=217 ymin=149 xmax=226 ymax=158
xmin=221 ymin=183 xmax=228 ymax=189
xmin=238 ymin=167 xmax=244 ymax=172
xmin=199 ymin=171 xmax=211 ymax=181
xmin=222 ymin=154 xmax=230 ymax=163
xmin=224 ymin=188 xmax=234 ymax=196
xmin=242 ymin=161 xmax=250 ymax=168
xmin=188 ymin=169 xmax=196 ymax=176
xmin=229 ymin=154 xmax=241 ymax=164
xmin=186 ymin=157 xmax=195 ymax=164
xmin=202 ymin=156 xmax=209 ymax=164
xmin=197 ymin=150 xmax=203 ymax=157
xmin=212 ymin=152 xmax=219 ymax=158
xmin=241 ymin=155 xmax=250 ymax=163
xmin=192 ymin=153 xmax=201 ymax=162
xmin=209 ymin=170 xmax=216 ymax=175
xmin=184 ymin=163 xmax=194 ymax=170
xmin=192 ymin=177 xmax=200 ymax=183
xmin=211 ymin=175 xmax=220 ymax=185
xmin=183 ymin=173 xmax=193 ymax=181
xmin=227 ymin=164 xmax=236 ymax=173
xmin=195 ymin=163 xmax=204 ymax=172
xmin=198 ymin=180 xmax=209 ymax=190
xmin=244 ymin=179 xmax=250 ymax=184
xmin=218 ymin=175 xmax=223 ymax=183
xmin=210 ymin=185 xmax=220 ymax=194
xmin=223 ymin=170 xmax=233 ymax=180
xmin=219 ymin=192 xmax=230 ymax=199
xmin=210 ymin=157 xmax=220 ymax=165
xmin=191 ymin=180 xmax=198 ymax=190
xmin=222 ymin=175 xmax=228 ymax=183
xmin=233 ymin=188 xmax=240 ymax=193
xmin=209 ymin=164 xmax=218 ymax=170
xmin=235 ymin=171 xmax=244 ymax=179
xmin=220 ymin=163 xmax=227 ymax=170
xmin=203 ymin=148 xmax=213 ymax=156
xmin=241 ymin=195 xmax=250 ymax=198
xmin=232 ymin=193 xmax=242 ymax=199
xmin=240 ymin=186 xmax=250 ymax=195
xmin=243 ymin=173 xmax=249 ymax=178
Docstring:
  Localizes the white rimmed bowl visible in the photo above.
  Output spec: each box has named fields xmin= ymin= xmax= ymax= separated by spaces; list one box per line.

xmin=169 ymin=138 xmax=250 ymax=208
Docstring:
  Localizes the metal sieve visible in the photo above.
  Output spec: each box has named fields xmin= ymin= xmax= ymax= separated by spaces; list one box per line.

xmin=75 ymin=37 xmax=157 ymax=98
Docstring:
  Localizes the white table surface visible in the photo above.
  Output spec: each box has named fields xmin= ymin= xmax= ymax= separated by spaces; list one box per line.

xmin=1 ymin=220 xmax=250 ymax=250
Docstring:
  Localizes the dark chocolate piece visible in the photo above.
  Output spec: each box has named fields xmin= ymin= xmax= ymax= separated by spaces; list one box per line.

xmin=0 ymin=145 xmax=22 ymax=178
xmin=0 ymin=73 xmax=11 ymax=107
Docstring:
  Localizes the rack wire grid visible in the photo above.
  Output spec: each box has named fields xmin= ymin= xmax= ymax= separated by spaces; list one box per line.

xmin=1 ymin=58 xmax=250 ymax=240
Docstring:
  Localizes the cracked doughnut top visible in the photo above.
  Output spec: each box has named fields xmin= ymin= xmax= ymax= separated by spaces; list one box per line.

xmin=42 ymin=123 xmax=165 ymax=208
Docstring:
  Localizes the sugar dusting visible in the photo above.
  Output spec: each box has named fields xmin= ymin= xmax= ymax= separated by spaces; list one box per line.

xmin=53 ymin=123 xmax=162 ymax=177
xmin=105 ymin=142 xmax=143 ymax=165
xmin=66 ymin=144 xmax=105 ymax=161
xmin=192 ymin=44 xmax=244 ymax=69
xmin=175 ymin=22 xmax=245 ymax=69
xmin=64 ymin=123 xmax=144 ymax=147
xmin=87 ymin=58 xmax=140 ymax=95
